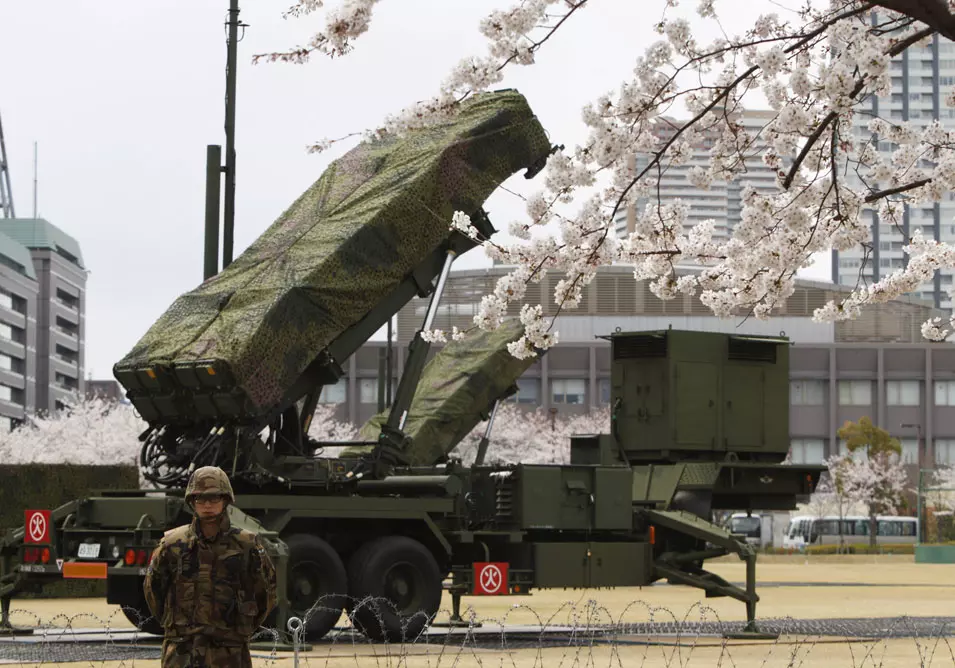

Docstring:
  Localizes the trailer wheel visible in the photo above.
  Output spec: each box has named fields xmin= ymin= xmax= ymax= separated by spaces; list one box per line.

xmin=347 ymin=536 xmax=442 ymax=643
xmin=285 ymin=533 xmax=348 ymax=641
xmin=119 ymin=594 xmax=164 ymax=636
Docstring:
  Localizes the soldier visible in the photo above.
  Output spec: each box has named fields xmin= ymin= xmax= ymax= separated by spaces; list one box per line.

xmin=144 ymin=466 xmax=277 ymax=668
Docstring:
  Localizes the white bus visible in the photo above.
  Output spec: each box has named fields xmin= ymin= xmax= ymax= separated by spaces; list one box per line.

xmin=783 ymin=515 xmax=918 ymax=550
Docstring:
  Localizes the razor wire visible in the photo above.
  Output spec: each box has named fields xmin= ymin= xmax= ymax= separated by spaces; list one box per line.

xmin=1 ymin=596 xmax=955 ymax=667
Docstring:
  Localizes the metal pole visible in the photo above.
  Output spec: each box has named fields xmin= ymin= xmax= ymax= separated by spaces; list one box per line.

xmin=917 ymin=468 xmax=924 ymax=545
xmin=203 ymin=145 xmax=222 ymax=279
xmin=377 ymin=348 xmax=385 ymax=413
xmin=474 ymin=401 xmax=500 ymax=466
xmin=222 ymin=0 xmax=240 ymax=269
xmin=422 ymin=251 xmax=456 ymax=331
xmin=386 ymin=318 xmax=393 ymax=407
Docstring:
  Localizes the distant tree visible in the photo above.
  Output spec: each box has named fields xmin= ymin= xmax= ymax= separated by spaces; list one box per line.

xmin=453 ymin=403 xmax=611 ymax=465
xmin=836 ymin=417 xmax=907 ymax=546
xmin=307 ymin=403 xmax=360 ymax=456
xmin=810 ymin=455 xmax=869 ymax=549
xmin=0 ymin=396 xmax=363 ymax=485
xmin=0 ymin=395 xmax=143 ymax=467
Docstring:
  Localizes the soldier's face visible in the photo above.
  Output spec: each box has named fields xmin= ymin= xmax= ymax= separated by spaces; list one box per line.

xmin=193 ymin=494 xmax=226 ymax=520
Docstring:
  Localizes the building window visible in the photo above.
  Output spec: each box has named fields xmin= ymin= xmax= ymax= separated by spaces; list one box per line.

xmin=319 ymin=379 xmax=347 ymax=404
xmin=898 ymin=438 xmax=919 ymax=465
xmin=505 ymin=378 xmax=540 ymax=404
xmin=0 ymin=323 xmax=11 ymax=342
xmin=936 ymin=439 xmax=955 ymax=465
xmin=0 ymin=385 xmax=10 ymax=402
xmin=551 ymin=379 xmax=586 ymax=405
xmin=359 ymin=379 xmax=377 ymax=404
xmin=598 ymin=378 xmax=611 ymax=405
xmin=790 ymin=438 xmax=825 ymax=464
xmin=790 ymin=380 xmax=825 ymax=405
xmin=0 ymin=291 xmax=12 ymax=311
xmin=358 ymin=378 xmax=397 ymax=404
xmin=886 ymin=380 xmax=920 ymax=406
xmin=936 ymin=380 xmax=955 ymax=406
xmin=0 ymin=354 xmax=10 ymax=371
xmin=0 ymin=416 xmax=10 ymax=433
xmin=838 ymin=380 xmax=872 ymax=406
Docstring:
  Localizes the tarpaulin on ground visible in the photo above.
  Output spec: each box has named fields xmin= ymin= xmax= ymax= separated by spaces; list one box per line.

xmin=114 ymin=90 xmax=550 ymax=413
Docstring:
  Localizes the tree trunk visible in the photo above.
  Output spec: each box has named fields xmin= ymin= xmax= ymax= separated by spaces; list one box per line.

xmin=869 ymin=512 xmax=878 ymax=548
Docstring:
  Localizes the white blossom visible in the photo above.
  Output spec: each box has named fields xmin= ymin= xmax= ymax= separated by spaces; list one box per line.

xmin=453 ymin=404 xmax=611 ymax=465
xmin=261 ymin=1 xmax=955 ymax=353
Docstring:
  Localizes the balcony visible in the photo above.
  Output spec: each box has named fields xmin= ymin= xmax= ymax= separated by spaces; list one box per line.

xmin=0 ymin=368 xmax=25 ymax=390
xmin=51 ymin=353 xmax=78 ymax=375
xmin=52 ymin=327 xmax=80 ymax=351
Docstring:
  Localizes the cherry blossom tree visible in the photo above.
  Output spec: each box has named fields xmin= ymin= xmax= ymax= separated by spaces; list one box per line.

xmin=0 ymin=394 xmax=610 ymax=479
xmin=451 ymin=403 xmax=611 ymax=465
xmin=835 ymin=417 xmax=909 ymax=545
xmin=306 ymin=403 xmax=360 ymax=450
xmin=0 ymin=395 xmax=144 ymax=467
xmin=0 ymin=397 xmax=363 ymax=486
xmin=837 ymin=448 xmax=909 ymax=546
xmin=799 ymin=454 xmax=869 ymax=548
xmin=931 ymin=462 xmax=955 ymax=510
xmin=257 ymin=0 xmax=955 ymax=357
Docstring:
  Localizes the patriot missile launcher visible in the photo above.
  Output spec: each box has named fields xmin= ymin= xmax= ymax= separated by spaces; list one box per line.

xmin=0 ymin=88 xmax=822 ymax=647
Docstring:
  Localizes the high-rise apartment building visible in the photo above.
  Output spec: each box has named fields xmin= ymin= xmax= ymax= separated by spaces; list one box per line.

xmin=0 ymin=218 xmax=86 ymax=430
xmin=834 ymin=14 xmax=955 ymax=311
xmin=614 ymin=109 xmax=781 ymax=241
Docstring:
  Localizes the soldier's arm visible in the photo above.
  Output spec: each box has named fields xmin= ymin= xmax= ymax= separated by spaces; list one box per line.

xmin=143 ymin=539 xmax=169 ymax=623
xmin=249 ymin=535 xmax=278 ymax=628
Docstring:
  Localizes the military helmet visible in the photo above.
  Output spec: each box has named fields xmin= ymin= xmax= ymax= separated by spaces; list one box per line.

xmin=185 ymin=466 xmax=235 ymax=505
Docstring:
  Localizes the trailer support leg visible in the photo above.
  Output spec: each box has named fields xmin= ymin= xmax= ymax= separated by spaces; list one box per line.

xmin=0 ymin=595 xmax=32 ymax=636
xmin=645 ymin=509 xmax=777 ymax=641
xmin=432 ymin=591 xmax=481 ymax=629
xmin=722 ymin=553 xmax=776 ymax=640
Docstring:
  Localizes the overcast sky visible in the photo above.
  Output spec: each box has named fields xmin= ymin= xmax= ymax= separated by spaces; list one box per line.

xmin=0 ymin=0 xmax=829 ymax=380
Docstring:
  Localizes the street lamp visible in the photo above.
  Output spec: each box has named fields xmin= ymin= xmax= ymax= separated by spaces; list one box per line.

xmin=901 ymin=422 xmax=923 ymax=469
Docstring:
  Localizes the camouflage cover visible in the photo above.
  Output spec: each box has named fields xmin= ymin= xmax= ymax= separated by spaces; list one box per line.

xmin=115 ymin=90 xmax=550 ymax=413
xmin=346 ymin=319 xmax=537 ymax=466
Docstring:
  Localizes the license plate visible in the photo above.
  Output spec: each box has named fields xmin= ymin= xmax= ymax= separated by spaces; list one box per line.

xmin=78 ymin=543 xmax=100 ymax=559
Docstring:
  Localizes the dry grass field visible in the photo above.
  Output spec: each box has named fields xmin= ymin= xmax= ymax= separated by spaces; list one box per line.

xmin=3 ymin=555 xmax=954 ymax=667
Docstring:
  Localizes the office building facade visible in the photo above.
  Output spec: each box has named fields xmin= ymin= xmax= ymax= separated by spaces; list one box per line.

xmin=0 ymin=219 xmax=86 ymax=430
xmin=613 ymin=109 xmax=781 ymax=241
xmin=833 ymin=11 xmax=955 ymax=310
xmin=318 ymin=265 xmax=954 ymax=476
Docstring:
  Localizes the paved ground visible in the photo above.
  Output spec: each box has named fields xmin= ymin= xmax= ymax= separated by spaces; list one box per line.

xmin=2 ymin=558 xmax=954 ymax=666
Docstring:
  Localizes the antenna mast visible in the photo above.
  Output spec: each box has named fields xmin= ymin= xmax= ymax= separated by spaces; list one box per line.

xmin=0 ymin=112 xmax=15 ymax=218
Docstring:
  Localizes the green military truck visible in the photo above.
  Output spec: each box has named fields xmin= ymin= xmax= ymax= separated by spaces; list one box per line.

xmin=0 ymin=89 xmax=822 ymax=644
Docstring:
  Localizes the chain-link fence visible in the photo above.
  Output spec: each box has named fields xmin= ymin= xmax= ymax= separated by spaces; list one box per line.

xmin=2 ymin=595 xmax=955 ymax=667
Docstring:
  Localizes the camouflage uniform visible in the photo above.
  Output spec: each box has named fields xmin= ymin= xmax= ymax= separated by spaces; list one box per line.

xmin=144 ymin=467 xmax=277 ymax=668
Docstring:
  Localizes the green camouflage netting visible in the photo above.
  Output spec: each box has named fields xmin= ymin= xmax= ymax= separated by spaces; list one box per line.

xmin=345 ymin=319 xmax=537 ymax=466
xmin=115 ymin=90 xmax=550 ymax=412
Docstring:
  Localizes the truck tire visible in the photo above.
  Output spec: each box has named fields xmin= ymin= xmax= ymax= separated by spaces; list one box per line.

xmin=120 ymin=595 xmax=164 ymax=636
xmin=347 ymin=536 xmax=442 ymax=643
xmin=285 ymin=533 xmax=348 ymax=641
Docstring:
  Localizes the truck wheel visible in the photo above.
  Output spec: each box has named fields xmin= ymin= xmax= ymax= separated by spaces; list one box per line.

xmin=285 ymin=533 xmax=348 ymax=641
xmin=347 ymin=536 xmax=442 ymax=643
